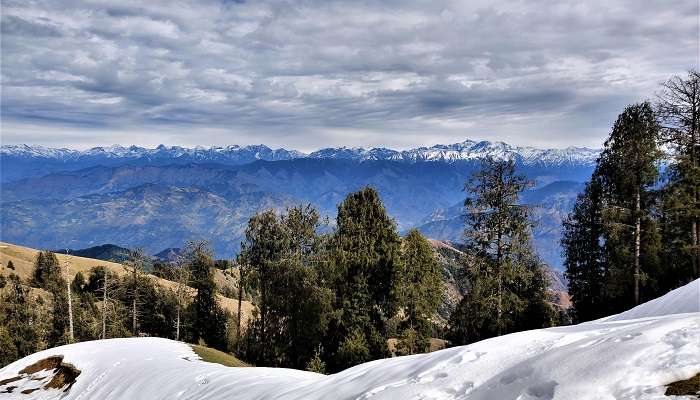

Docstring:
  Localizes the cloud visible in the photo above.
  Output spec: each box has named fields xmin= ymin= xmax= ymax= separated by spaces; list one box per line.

xmin=1 ymin=0 xmax=697 ymax=150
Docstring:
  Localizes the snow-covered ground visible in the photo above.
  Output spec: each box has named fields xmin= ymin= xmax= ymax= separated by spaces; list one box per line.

xmin=2 ymin=280 xmax=699 ymax=400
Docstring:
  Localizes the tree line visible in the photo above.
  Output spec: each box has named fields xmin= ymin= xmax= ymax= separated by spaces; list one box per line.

xmin=563 ymin=70 xmax=699 ymax=321
xmin=236 ymin=161 xmax=557 ymax=373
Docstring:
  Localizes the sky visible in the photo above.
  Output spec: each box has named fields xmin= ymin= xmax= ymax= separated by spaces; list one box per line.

xmin=1 ymin=0 xmax=697 ymax=152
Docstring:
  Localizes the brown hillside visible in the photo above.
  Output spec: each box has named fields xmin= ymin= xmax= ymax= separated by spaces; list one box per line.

xmin=0 ymin=241 xmax=254 ymax=325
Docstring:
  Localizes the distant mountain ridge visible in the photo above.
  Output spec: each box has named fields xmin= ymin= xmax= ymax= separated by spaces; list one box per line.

xmin=52 ymin=244 xmax=132 ymax=263
xmin=1 ymin=140 xmax=600 ymax=182
xmin=1 ymin=139 xmax=599 ymax=269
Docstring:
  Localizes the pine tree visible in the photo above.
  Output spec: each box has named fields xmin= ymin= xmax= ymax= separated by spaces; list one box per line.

xmin=281 ymin=205 xmax=333 ymax=369
xmin=394 ymin=229 xmax=443 ymax=354
xmin=0 ymin=274 xmax=43 ymax=363
xmin=7 ymin=260 xmax=15 ymax=270
xmin=305 ymin=348 xmax=327 ymax=374
xmin=449 ymin=158 xmax=552 ymax=344
xmin=239 ymin=205 xmax=332 ymax=368
xmin=326 ymin=187 xmax=402 ymax=371
xmin=562 ymin=179 xmax=607 ymax=321
xmin=564 ymin=102 xmax=665 ymax=319
xmin=597 ymin=102 xmax=661 ymax=306
xmin=657 ymin=70 xmax=700 ymax=282
xmin=238 ymin=210 xmax=287 ymax=365
xmin=30 ymin=251 xmax=70 ymax=346
xmin=186 ymin=241 xmax=227 ymax=350
xmin=173 ymin=255 xmax=191 ymax=342
xmin=31 ymin=250 xmax=61 ymax=289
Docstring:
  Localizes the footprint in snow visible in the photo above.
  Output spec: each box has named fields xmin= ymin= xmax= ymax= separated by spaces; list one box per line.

xmin=614 ymin=332 xmax=642 ymax=342
xmin=523 ymin=380 xmax=558 ymax=400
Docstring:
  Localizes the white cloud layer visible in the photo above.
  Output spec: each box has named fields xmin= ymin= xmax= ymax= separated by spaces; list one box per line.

xmin=1 ymin=0 xmax=697 ymax=150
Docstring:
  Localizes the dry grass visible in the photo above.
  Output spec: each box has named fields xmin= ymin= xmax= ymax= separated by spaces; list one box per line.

xmin=189 ymin=344 xmax=248 ymax=367
xmin=0 ymin=241 xmax=255 ymax=325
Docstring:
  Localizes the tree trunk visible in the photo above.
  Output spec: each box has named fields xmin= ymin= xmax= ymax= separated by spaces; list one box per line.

xmin=496 ymin=227 xmax=503 ymax=336
xmin=693 ymin=220 xmax=699 ymax=278
xmin=102 ymin=273 xmax=107 ymax=340
xmin=260 ymin=285 xmax=266 ymax=362
xmin=67 ymin=277 xmax=74 ymax=343
xmin=132 ymin=288 xmax=138 ymax=336
xmin=176 ymin=304 xmax=181 ymax=341
xmin=64 ymin=253 xmax=74 ymax=343
xmin=236 ymin=264 xmax=244 ymax=350
xmin=132 ymin=268 xmax=138 ymax=336
xmin=692 ymin=105 xmax=699 ymax=278
xmin=634 ymin=188 xmax=641 ymax=305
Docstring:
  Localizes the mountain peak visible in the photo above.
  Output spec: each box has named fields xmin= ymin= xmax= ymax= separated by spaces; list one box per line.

xmin=2 ymin=140 xmax=601 ymax=167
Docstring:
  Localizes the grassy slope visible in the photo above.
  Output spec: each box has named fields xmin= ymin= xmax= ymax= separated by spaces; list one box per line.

xmin=189 ymin=344 xmax=248 ymax=367
xmin=0 ymin=241 xmax=255 ymax=325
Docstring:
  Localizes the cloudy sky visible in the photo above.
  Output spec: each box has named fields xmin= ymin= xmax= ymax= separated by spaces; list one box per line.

xmin=1 ymin=0 xmax=697 ymax=151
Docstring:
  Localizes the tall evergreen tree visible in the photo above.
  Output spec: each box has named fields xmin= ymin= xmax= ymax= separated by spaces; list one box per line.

xmin=239 ymin=206 xmax=332 ymax=368
xmin=238 ymin=210 xmax=287 ymax=365
xmin=561 ymin=179 xmax=607 ymax=321
xmin=394 ymin=229 xmax=443 ymax=354
xmin=657 ymin=70 xmax=700 ymax=283
xmin=564 ymin=102 xmax=664 ymax=320
xmin=30 ymin=251 xmax=70 ymax=346
xmin=280 ymin=206 xmax=333 ymax=369
xmin=326 ymin=187 xmax=402 ymax=371
xmin=186 ymin=241 xmax=227 ymax=350
xmin=596 ymin=102 xmax=661 ymax=306
xmin=31 ymin=250 xmax=62 ymax=290
xmin=449 ymin=158 xmax=552 ymax=344
xmin=0 ymin=274 xmax=44 ymax=364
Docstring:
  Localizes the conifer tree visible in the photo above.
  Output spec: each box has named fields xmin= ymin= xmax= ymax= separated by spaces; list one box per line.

xmin=394 ymin=229 xmax=443 ymax=354
xmin=596 ymin=102 xmax=661 ymax=305
xmin=449 ymin=158 xmax=552 ymax=344
xmin=326 ymin=187 xmax=402 ymax=370
xmin=31 ymin=250 xmax=62 ymax=289
xmin=562 ymin=179 xmax=607 ymax=321
xmin=30 ymin=251 xmax=70 ymax=346
xmin=305 ymin=348 xmax=327 ymax=374
xmin=0 ymin=274 xmax=43 ymax=364
xmin=564 ymin=102 xmax=664 ymax=319
xmin=238 ymin=210 xmax=287 ymax=364
xmin=186 ymin=240 xmax=227 ymax=350
xmin=239 ymin=206 xmax=332 ymax=368
xmin=173 ymin=255 xmax=191 ymax=342
xmin=657 ymin=70 xmax=700 ymax=283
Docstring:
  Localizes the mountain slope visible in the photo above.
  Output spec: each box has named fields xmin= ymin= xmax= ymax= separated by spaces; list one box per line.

xmin=1 ymin=184 xmax=300 ymax=255
xmin=52 ymin=244 xmax=131 ymax=263
xmin=2 ymin=280 xmax=697 ymax=399
xmin=1 ymin=160 xmax=591 ymax=265
xmin=0 ymin=241 xmax=255 ymax=325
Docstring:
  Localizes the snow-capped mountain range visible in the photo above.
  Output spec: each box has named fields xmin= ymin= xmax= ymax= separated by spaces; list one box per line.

xmin=1 ymin=139 xmax=600 ymax=166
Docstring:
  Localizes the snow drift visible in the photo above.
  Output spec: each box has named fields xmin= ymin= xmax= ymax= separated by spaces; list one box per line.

xmin=2 ymin=279 xmax=699 ymax=400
